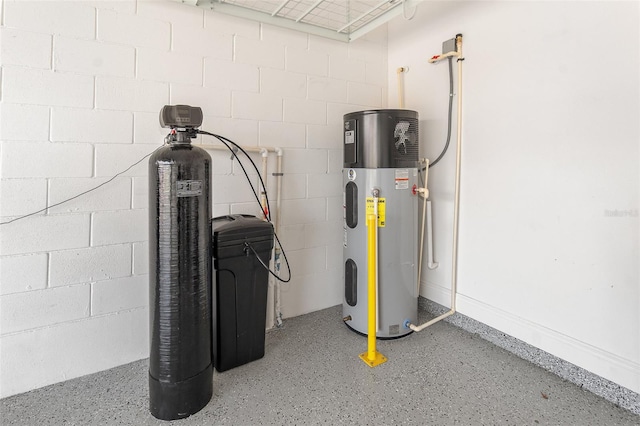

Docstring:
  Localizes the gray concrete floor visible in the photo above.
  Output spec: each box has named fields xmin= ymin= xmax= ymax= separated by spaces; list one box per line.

xmin=1 ymin=305 xmax=638 ymax=425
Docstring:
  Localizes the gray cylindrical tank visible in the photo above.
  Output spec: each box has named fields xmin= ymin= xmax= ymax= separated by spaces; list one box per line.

xmin=148 ymin=136 xmax=213 ymax=420
xmin=342 ymin=109 xmax=419 ymax=338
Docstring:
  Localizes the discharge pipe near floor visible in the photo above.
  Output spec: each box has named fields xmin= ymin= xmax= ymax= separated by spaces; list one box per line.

xmin=409 ymin=33 xmax=464 ymax=333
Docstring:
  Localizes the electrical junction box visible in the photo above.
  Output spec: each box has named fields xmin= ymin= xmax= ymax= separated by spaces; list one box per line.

xmin=442 ymin=37 xmax=456 ymax=54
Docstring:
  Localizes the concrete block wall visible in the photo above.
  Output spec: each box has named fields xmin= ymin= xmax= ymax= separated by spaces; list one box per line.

xmin=0 ymin=0 xmax=388 ymax=398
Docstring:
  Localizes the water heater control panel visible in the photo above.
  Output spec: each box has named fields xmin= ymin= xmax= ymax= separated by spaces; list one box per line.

xmin=344 ymin=118 xmax=357 ymax=164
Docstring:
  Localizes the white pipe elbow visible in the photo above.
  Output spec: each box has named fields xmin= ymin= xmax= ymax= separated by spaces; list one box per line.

xmin=408 ymin=310 xmax=455 ymax=333
xmin=274 ymin=147 xmax=283 ymax=156
xmin=416 ymin=187 xmax=429 ymax=198
xmin=260 ymin=148 xmax=268 ymax=157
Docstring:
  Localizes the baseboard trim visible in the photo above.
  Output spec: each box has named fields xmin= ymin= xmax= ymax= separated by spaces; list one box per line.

xmin=418 ymin=289 xmax=640 ymax=415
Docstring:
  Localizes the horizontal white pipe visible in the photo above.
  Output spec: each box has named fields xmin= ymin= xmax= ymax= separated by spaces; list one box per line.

xmin=199 ymin=144 xmax=281 ymax=154
xmin=428 ymin=50 xmax=460 ymax=64
xmin=409 ymin=310 xmax=454 ymax=332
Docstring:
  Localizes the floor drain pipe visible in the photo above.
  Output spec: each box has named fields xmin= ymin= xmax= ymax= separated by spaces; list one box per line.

xmin=409 ymin=34 xmax=464 ymax=333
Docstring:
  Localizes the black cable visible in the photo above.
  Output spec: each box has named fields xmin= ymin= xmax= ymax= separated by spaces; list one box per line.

xmin=244 ymin=237 xmax=291 ymax=283
xmin=4 ymin=129 xmax=291 ymax=281
xmin=199 ymin=134 xmax=265 ymax=220
xmin=197 ymin=130 xmax=271 ymax=222
xmin=0 ymin=144 xmax=165 ymax=226
xmin=197 ymin=130 xmax=291 ymax=283
xmin=216 ymin=133 xmax=272 ymax=222
xmin=427 ymin=56 xmax=454 ymax=169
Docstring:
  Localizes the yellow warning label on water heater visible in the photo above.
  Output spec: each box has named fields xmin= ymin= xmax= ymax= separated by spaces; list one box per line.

xmin=365 ymin=197 xmax=386 ymax=227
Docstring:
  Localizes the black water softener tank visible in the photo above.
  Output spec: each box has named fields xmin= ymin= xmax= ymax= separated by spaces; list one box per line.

xmin=212 ymin=214 xmax=274 ymax=372
xmin=148 ymin=129 xmax=213 ymax=420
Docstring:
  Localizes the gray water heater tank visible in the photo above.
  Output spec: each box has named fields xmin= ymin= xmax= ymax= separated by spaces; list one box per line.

xmin=342 ymin=109 xmax=419 ymax=338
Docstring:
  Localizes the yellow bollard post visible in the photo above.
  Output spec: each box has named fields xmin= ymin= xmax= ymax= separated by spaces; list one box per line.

xmin=359 ymin=196 xmax=387 ymax=368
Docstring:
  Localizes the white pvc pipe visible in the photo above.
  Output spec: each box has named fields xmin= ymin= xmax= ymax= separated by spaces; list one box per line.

xmin=426 ymin=200 xmax=439 ymax=270
xmin=201 ymin=144 xmax=281 ymax=154
xmin=450 ymin=35 xmax=463 ymax=314
xmin=410 ymin=34 xmax=463 ymax=333
xmin=397 ymin=67 xmax=406 ymax=108
xmin=260 ymin=149 xmax=268 ymax=218
xmin=427 ymin=50 xmax=458 ymax=64
xmin=274 ymin=149 xmax=284 ymax=327
xmin=258 ymin=148 xmax=274 ymax=328
xmin=412 ymin=310 xmax=455 ymax=331
xmin=416 ymin=158 xmax=429 ymax=296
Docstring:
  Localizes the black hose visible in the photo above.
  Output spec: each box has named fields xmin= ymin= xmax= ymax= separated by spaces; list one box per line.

xmin=428 ymin=56 xmax=454 ymax=168
xmin=198 ymin=130 xmax=291 ymax=283
xmin=197 ymin=130 xmax=272 ymax=222
xmin=244 ymin=237 xmax=291 ymax=283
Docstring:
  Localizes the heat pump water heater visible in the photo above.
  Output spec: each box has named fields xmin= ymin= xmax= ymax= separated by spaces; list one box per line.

xmin=342 ymin=109 xmax=419 ymax=338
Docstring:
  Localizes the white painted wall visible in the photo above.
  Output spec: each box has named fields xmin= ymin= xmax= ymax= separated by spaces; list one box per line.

xmin=0 ymin=0 xmax=387 ymax=397
xmin=388 ymin=1 xmax=639 ymax=393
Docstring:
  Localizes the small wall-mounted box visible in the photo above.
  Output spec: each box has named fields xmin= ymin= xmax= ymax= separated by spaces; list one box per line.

xmin=442 ymin=37 xmax=456 ymax=54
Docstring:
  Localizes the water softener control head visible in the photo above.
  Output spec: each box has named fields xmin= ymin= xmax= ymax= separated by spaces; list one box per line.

xmin=159 ymin=105 xmax=203 ymax=129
